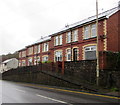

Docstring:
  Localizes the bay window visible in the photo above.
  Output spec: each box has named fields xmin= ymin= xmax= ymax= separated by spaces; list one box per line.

xmin=84 ymin=45 xmax=96 ymax=60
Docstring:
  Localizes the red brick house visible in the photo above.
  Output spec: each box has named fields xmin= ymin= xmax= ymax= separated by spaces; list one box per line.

xmin=18 ymin=6 xmax=120 ymax=67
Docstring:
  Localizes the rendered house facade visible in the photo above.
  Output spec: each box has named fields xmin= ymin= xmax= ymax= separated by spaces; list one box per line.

xmin=0 ymin=58 xmax=18 ymax=73
xmin=18 ymin=6 xmax=120 ymax=67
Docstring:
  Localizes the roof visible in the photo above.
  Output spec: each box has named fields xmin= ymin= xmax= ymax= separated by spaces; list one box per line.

xmin=26 ymin=36 xmax=51 ymax=47
xmin=18 ymin=48 xmax=26 ymax=52
xmin=18 ymin=6 xmax=119 ymax=51
xmin=2 ymin=58 xmax=17 ymax=64
xmin=51 ymin=6 xmax=119 ymax=36
xmin=35 ymin=36 xmax=51 ymax=44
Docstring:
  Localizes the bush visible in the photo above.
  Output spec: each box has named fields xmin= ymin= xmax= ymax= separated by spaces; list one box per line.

xmin=42 ymin=61 xmax=52 ymax=63
xmin=111 ymin=87 xmax=119 ymax=92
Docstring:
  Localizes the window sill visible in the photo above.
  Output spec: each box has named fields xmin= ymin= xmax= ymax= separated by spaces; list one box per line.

xmin=42 ymin=51 xmax=49 ymax=53
xmin=83 ymin=36 xmax=97 ymax=40
xmin=54 ymin=44 xmax=62 ymax=47
xmin=72 ymin=41 xmax=78 ymax=43
xmin=66 ymin=41 xmax=78 ymax=44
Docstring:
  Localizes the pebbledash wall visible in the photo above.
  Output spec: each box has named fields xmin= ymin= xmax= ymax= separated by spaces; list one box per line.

xmin=18 ymin=6 xmax=120 ymax=67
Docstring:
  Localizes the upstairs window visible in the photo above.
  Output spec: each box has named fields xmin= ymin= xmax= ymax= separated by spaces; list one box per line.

xmin=55 ymin=36 xmax=59 ymax=46
xmin=66 ymin=32 xmax=71 ymax=43
xmin=84 ymin=45 xmax=96 ymax=60
xmin=84 ymin=23 xmax=96 ymax=39
xmin=91 ymin=24 xmax=96 ymax=37
xmin=22 ymin=51 xmax=26 ymax=57
xmin=72 ymin=30 xmax=78 ymax=42
xmin=37 ymin=45 xmax=40 ymax=53
xmin=42 ymin=43 xmax=48 ymax=52
xmin=34 ymin=56 xmax=37 ymax=65
xmin=37 ymin=56 xmax=40 ymax=63
xmin=54 ymin=35 xmax=62 ymax=46
xmin=84 ymin=26 xmax=90 ymax=39
xmin=34 ymin=45 xmax=40 ymax=54
xmin=55 ymin=51 xmax=62 ymax=61
xmin=59 ymin=35 xmax=62 ymax=45
xmin=19 ymin=52 xmax=21 ymax=58
xmin=66 ymin=29 xmax=78 ymax=43
xmin=34 ymin=46 xmax=37 ymax=54
xmin=28 ymin=47 xmax=33 ymax=55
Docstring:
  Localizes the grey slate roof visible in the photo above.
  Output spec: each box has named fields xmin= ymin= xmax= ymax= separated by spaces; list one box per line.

xmin=25 ymin=36 xmax=51 ymax=47
xmin=2 ymin=58 xmax=17 ymax=64
xmin=35 ymin=36 xmax=51 ymax=44
xmin=51 ymin=6 xmax=119 ymax=36
xmin=19 ymin=6 xmax=119 ymax=50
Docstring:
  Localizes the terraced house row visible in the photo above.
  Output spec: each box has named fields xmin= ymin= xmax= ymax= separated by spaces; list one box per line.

xmin=18 ymin=6 xmax=120 ymax=67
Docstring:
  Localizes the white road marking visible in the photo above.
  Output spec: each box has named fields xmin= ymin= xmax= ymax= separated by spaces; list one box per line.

xmin=36 ymin=94 xmax=72 ymax=105
xmin=15 ymin=89 xmax=26 ymax=93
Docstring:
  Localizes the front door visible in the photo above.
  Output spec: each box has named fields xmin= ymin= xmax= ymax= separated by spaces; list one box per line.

xmin=73 ymin=48 xmax=78 ymax=61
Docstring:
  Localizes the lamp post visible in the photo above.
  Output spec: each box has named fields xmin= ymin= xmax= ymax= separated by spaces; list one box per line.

xmin=96 ymin=0 xmax=99 ymax=86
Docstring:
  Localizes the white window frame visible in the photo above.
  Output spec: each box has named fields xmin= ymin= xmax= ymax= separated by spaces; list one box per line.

xmin=34 ymin=46 xmax=38 ymax=54
xmin=54 ymin=51 xmax=62 ymax=61
xmin=67 ymin=32 xmax=71 ymax=43
xmin=43 ymin=43 xmax=48 ymax=52
xmin=54 ymin=35 xmax=62 ymax=46
xmin=73 ymin=30 xmax=78 ymax=42
xmin=66 ymin=49 xmax=71 ymax=61
xmin=28 ymin=47 xmax=33 ymax=55
xmin=59 ymin=35 xmax=62 ymax=45
xmin=84 ymin=26 xmax=90 ymax=39
xmin=22 ymin=51 xmax=26 ymax=57
xmin=55 ymin=36 xmax=59 ymax=46
xmin=19 ymin=52 xmax=21 ymax=58
xmin=42 ymin=56 xmax=48 ymax=62
xmin=22 ymin=60 xmax=26 ymax=66
xmin=84 ymin=45 xmax=96 ymax=60
xmin=91 ymin=24 xmax=96 ymax=38
xmin=84 ymin=23 xmax=96 ymax=39
xmin=37 ymin=45 xmax=40 ymax=53
xmin=34 ymin=56 xmax=40 ymax=65
xmin=28 ymin=57 xmax=33 ymax=66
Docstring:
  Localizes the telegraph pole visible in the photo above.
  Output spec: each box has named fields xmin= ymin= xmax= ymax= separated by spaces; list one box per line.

xmin=96 ymin=0 xmax=99 ymax=86
xmin=70 ymin=29 xmax=72 ymax=61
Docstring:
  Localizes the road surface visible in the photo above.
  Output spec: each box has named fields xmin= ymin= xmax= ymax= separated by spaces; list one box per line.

xmin=0 ymin=80 xmax=119 ymax=104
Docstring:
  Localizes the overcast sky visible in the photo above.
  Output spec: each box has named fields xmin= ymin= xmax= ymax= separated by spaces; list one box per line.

xmin=0 ymin=0 xmax=119 ymax=55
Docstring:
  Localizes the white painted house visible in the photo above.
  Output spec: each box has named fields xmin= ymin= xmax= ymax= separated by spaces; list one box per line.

xmin=0 ymin=58 xmax=18 ymax=73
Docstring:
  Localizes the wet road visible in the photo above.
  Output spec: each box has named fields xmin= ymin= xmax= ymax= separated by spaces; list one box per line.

xmin=0 ymin=80 xmax=119 ymax=104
